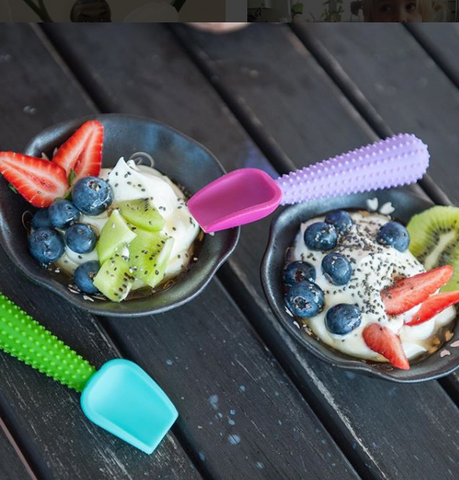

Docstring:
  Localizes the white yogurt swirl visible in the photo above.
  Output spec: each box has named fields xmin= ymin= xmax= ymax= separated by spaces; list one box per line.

xmin=290 ymin=211 xmax=456 ymax=362
xmin=57 ymin=158 xmax=200 ymax=288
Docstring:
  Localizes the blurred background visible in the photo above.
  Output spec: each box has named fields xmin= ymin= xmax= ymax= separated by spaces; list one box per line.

xmin=248 ymin=0 xmax=457 ymax=22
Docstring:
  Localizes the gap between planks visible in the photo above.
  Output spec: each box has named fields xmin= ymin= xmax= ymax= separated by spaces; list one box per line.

xmin=31 ymin=23 xmax=357 ymax=480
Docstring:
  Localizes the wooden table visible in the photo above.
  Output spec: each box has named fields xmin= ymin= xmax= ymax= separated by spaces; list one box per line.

xmin=0 ymin=23 xmax=459 ymax=480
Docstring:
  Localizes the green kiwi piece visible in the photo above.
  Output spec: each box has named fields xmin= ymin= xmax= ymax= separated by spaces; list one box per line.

xmin=97 ymin=209 xmax=137 ymax=264
xmin=407 ymin=205 xmax=459 ymax=292
xmin=118 ymin=198 xmax=165 ymax=232
xmin=128 ymin=228 xmax=175 ymax=288
xmin=93 ymin=253 xmax=135 ymax=302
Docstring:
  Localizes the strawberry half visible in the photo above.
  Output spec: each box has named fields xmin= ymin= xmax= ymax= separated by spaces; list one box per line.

xmin=0 ymin=152 xmax=68 ymax=207
xmin=53 ymin=120 xmax=103 ymax=182
xmin=363 ymin=323 xmax=410 ymax=370
xmin=405 ymin=291 xmax=459 ymax=326
xmin=382 ymin=265 xmax=453 ymax=316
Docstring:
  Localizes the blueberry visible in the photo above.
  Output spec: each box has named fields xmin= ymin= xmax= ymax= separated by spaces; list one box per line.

xmin=304 ymin=222 xmax=338 ymax=251
xmin=74 ymin=261 xmax=100 ymax=294
xmin=284 ymin=261 xmax=316 ymax=286
xmin=28 ymin=228 xmax=64 ymax=264
xmin=65 ymin=223 xmax=97 ymax=254
xmin=31 ymin=209 xmax=52 ymax=229
xmin=325 ymin=210 xmax=353 ymax=234
xmin=48 ymin=199 xmax=80 ymax=229
xmin=325 ymin=304 xmax=362 ymax=335
xmin=72 ymin=176 xmax=114 ymax=215
xmin=285 ymin=281 xmax=325 ymax=318
xmin=376 ymin=221 xmax=410 ymax=252
xmin=322 ymin=253 xmax=352 ymax=286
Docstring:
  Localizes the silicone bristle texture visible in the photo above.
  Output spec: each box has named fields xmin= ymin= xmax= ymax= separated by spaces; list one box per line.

xmin=276 ymin=134 xmax=429 ymax=205
xmin=0 ymin=293 xmax=96 ymax=392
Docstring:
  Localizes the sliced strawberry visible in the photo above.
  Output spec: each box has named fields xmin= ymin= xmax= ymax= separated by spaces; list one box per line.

xmin=0 ymin=152 xmax=68 ymax=207
xmin=382 ymin=265 xmax=453 ymax=316
xmin=363 ymin=323 xmax=410 ymax=370
xmin=53 ymin=120 xmax=103 ymax=181
xmin=405 ymin=291 xmax=459 ymax=326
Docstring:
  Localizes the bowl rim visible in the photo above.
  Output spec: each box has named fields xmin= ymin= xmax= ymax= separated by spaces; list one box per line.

xmin=261 ymin=189 xmax=459 ymax=383
xmin=0 ymin=113 xmax=240 ymax=317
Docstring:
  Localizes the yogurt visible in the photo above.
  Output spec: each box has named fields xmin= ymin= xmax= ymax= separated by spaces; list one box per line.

xmin=290 ymin=211 xmax=456 ymax=362
xmin=57 ymin=158 xmax=200 ymax=288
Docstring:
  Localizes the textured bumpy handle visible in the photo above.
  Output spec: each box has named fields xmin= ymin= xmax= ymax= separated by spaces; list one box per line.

xmin=0 ymin=293 xmax=96 ymax=393
xmin=276 ymin=134 xmax=429 ymax=205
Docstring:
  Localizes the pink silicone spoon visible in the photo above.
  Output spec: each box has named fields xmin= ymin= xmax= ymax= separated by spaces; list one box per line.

xmin=188 ymin=134 xmax=429 ymax=233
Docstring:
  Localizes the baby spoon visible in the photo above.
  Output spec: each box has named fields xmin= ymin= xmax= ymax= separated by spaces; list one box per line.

xmin=0 ymin=292 xmax=177 ymax=454
xmin=188 ymin=134 xmax=430 ymax=233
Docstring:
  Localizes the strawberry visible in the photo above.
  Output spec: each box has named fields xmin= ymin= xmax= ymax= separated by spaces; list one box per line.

xmin=363 ymin=323 xmax=410 ymax=370
xmin=53 ymin=120 xmax=103 ymax=182
xmin=382 ymin=265 xmax=453 ymax=316
xmin=405 ymin=291 xmax=459 ymax=326
xmin=0 ymin=152 xmax=68 ymax=208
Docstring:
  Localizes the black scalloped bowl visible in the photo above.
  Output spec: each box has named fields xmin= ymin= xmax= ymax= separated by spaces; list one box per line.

xmin=0 ymin=114 xmax=239 ymax=317
xmin=261 ymin=189 xmax=459 ymax=383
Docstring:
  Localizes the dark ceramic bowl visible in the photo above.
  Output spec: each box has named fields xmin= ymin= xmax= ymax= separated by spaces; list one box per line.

xmin=261 ymin=188 xmax=459 ymax=383
xmin=0 ymin=114 xmax=239 ymax=317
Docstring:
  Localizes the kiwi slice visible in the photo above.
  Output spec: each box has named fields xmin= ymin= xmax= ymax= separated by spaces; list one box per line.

xmin=118 ymin=198 xmax=165 ymax=232
xmin=97 ymin=209 xmax=137 ymax=264
xmin=93 ymin=254 xmax=135 ymax=302
xmin=128 ymin=228 xmax=174 ymax=288
xmin=407 ymin=206 xmax=459 ymax=291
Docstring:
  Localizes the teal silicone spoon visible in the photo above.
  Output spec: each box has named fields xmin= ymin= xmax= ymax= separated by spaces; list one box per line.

xmin=0 ymin=292 xmax=177 ymax=454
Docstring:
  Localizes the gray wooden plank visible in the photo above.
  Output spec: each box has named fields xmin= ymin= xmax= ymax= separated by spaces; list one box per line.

xmin=0 ymin=417 xmax=34 ymax=480
xmin=44 ymin=22 xmax=459 ymax=480
xmin=166 ymin=24 xmax=459 ymax=480
xmin=0 ymin=24 xmax=202 ymax=480
xmin=293 ymin=24 xmax=459 ymax=207
xmin=294 ymin=21 xmax=459 ymax=405
xmin=42 ymin=23 xmax=362 ymax=480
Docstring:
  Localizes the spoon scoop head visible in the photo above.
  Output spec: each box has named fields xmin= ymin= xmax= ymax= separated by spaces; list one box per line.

xmin=81 ymin=359 xmax=178 ymax=454
xmin=188 ymin=168 xmax=283 ymax=233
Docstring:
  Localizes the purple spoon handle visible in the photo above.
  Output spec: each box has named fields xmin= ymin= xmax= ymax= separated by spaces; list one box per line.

xmin=276 ymin=134 xmax=429 ymax=205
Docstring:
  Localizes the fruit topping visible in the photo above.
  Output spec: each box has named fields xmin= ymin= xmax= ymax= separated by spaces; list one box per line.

xmin=285 ymin=281 xmax=325 ymax=318
xmin=363 ymin=323 xmax=409 ymax=370
xmin=324 ymin=210 xmax=353 ymax=234
xmin=283 ymin=261 xmax=316 ymax=286
xmin=405 ymin=290 xmax=459 ymax=326
xmin=321 ymin=253 xmax=352 ymax=286
xmin=65 ymin=223 xmax=97 ymax=254
xmin=53 ymin=120 xmax=103 ymax=182
xmin=49 ymin=199 xmax=80 ymax=229
xmin=407 ymin=205 xmax=459 ymax=292
xmin=31 ymin=209 xmax=52 ymax=229
xmin=376 ymin=221 xmax=410 ymax=252
xmin=74 ymin=261 xmax=100 ymax=294
xmin=325 ymin=304 xmax=362 ymax=335
xmin=72 ymin=176 xmax=113 ymax=215
xmin=304 ymin=222 xmax=338 ymax=251
xmin=97 ymin=209 xmax=137 ymax=264
xmin=28 ymin=227 xmax=65 ymax=264
xmin=117 ymin=198 xmax=165 ymax=232
xmin=93 ymin=254 xmax=135 ymax=302
xmin=0 ymin=152 xmax=68 ymax=207
xmin=382 ymin=265 xmax=453 ymax=315
xmin=128 ymin=228 xmax=174 ymax=288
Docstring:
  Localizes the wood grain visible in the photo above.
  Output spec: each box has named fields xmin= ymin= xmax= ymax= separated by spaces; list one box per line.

xmin=0 ymin=24 xmax=202 ymax=480
xmin=42 ymin=23 xmax=361 ymax=480
xmin=169 ymin=24 xmax=459 ymax=480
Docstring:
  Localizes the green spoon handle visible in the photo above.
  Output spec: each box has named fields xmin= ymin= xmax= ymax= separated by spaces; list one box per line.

xmin=0 ymin=292 xmax=96 ymax=393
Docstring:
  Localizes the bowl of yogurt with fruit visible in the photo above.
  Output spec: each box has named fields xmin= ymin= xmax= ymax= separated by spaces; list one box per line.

xmin=261 ymin=190 xmax=459 ymax=382
xmin=0 ymin=114 xmax=239 ymax=317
